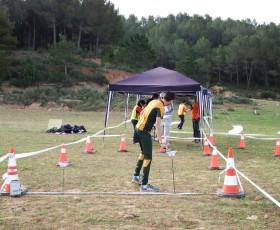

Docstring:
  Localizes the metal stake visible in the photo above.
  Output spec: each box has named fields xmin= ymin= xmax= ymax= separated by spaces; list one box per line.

xmin=61 ymin=167 xmax=65 ymax=192
xmin=171 ymin=158 xmax=176 ymax=193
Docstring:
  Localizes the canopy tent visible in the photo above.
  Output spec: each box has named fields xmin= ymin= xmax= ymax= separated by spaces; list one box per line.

xmin=109 ymin=66 xmax=201 ymax=94
xmin=104 ymin=67 xmax=213 ymax=139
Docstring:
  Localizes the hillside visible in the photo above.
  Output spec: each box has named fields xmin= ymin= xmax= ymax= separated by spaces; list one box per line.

xmin=0 ymin=53 xmax=279 ymax=111
xmin=102 ymin=69 xmax=134 ymax=83
xmin=74 ymin=58 xmax=134 ymax=83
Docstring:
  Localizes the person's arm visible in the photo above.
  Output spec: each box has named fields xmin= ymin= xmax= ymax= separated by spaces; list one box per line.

xmin=155 ymin=117 xmax=166 ymax=147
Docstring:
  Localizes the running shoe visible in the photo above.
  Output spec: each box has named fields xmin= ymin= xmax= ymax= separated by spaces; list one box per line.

xmin=131 ymin=176 xmax=142 ymax=185
xmin=140 ymin=184 xmax=160 ymax=192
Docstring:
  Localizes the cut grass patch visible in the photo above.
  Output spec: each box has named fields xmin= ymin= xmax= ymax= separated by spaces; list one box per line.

xmin=0 ymin=100 xmax=279 ymax=229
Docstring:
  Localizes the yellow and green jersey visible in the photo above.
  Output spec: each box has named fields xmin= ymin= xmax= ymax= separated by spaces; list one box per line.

xmin=136 ymin=99 xmax=164 ymax=132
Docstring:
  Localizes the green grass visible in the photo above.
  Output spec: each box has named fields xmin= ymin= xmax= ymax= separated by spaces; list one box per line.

xmin=0 ymin=99 xmax=279 ymax=229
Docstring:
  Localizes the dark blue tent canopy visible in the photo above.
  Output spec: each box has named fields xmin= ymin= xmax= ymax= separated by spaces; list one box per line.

xmin=109 ymin=67 xmax=201 ymax=94
xmin=104 ymin=67 xmax=213 ymax=142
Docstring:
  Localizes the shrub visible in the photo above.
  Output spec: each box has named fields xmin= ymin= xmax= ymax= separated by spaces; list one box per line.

xmin=212 ymin=95 xmax=224 ymax=105
xmin=80 ymin=59 xmax=99 ymax=68
xmin=48 ymin=70 xmax=64 ymax=83
xmin=7 ymin=63 xmax=42 ymax=88
xmin=260 ymin=91 xmax=276 ymax=100
xmin=2 ymin=86 xmax=107 ymax=110
xmin=212 ymin=95 xmax=252 ymax=105
xmin=92 ymin=72 xmax=109 ymax=86
xmin=69 ymin=71 xmax=89 ymax=82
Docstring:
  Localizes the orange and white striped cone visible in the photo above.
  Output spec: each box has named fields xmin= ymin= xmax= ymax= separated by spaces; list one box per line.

xmin=208 ymin=131 xmax=214 ymax=145
xmin=1 ymin=147 xmax=27 ymax=196
xmin=159 ymin=135 xmax=166 ymax=153
xmin=56 ymin=144 xmax=71 ymax=167
xmin=208 ymin=147 xmax=224 ymax=170
xmin=274 ymin=138 xmax=280 ymax=157
xmin=237 ymin=132 xmax=245 ymax=149
xmin=118 ymin=134 xmax=128 ymax=152
xmin=226 ymin=147 xmax=235 ymax=168
xmin=217 ymin=147 xmax=245 ymax=198
xmin=83 ymin=136 xmax=94 ymax=154
xmin=203 ymin=138 xmax=211 ymax=156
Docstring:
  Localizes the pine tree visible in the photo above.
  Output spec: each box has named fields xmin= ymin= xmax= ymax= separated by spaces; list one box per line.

xmin=0 ymin=5 xmax=18 ymax=50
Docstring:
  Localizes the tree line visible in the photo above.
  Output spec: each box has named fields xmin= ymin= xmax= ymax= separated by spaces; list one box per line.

xmin=1 ymin=0 xmax=280 ymax=89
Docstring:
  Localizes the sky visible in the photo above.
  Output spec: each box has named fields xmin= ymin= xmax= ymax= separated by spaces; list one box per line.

xmin=109 ymin=0 xmax=280 ymax=24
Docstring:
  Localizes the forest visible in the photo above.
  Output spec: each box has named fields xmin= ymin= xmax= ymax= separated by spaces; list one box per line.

xmin=0 ymin=0 xmax=280 ymax=90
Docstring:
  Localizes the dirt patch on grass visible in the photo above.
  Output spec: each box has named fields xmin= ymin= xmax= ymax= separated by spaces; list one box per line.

xmin=223 ymin=90 xmax=236 ymax=97
xmin=102 ymin=69 xmax=134 ymax=83
xmin=73 ymin=64 xmax=134 ymax=83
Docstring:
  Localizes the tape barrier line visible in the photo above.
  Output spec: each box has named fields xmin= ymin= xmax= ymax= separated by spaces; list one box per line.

xmin=0 ymin=154 xmax=8 ymax=164
xmin=0 ymin=119 xmax=131 ymax=164
xmin=1 ymin=118 xmax=279 ymax=207
xmin=26 ymin=191 xmax=215 ymax=196
xmin=235 ymin=168 xmax=280 ymax=208
xmin=202 ymin=116 xmax=277 ymax=140
xmin=201 ymin=129 xmax=280 ymax=208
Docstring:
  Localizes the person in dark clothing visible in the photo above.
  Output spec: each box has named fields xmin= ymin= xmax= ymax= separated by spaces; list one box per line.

xmin=177 ymin=99 xmax=187 ymax=130
xmin=146 ymin=93 xmax=159 ymax=106
xmin=190 ymin=99 xmax=201 ymax=143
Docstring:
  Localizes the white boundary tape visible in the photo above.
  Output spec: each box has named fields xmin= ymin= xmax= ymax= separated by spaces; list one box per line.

xmin=0 ymin=154 xmax=8 ymax=163
xmin=1 ymin=117 xmax=279 ymax=207
xmin=0 ymin=120 xmax=131 ymax=164
xmin=201 ymin=127 xmax=280 ymax=208
xmin=26 ymin=191 xmax=212 ymax=196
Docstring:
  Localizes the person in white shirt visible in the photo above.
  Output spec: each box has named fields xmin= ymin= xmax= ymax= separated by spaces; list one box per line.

xmin=159 ymin=92 xmax=174 ymax=149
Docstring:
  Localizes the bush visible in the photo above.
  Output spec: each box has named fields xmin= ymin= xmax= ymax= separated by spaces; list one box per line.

xmin=48 ymin=70 xmax=64 ymax=83
xmin=8 ymin=64 xmax=40 ymax=87
xmin=92 ymin=72 xmax=109 ymax=86
xmin=260 ymin=91 xmax=276 ymax=100
xmin=80 ymin=59 xmax=99 ymax=68
xmin=212 ymin=95 xmax=252 ymax=105
xmin=224 ymin=96 xmax=252 ymax=104
xmin=2 ymin=86 xmax=107 ymax=110
xmin=69 ymin=71 xmax=89 ymax=82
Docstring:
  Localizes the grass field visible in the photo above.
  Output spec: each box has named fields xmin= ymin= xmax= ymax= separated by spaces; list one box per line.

xmin=0 ymin=99 xmax=279 ymax=229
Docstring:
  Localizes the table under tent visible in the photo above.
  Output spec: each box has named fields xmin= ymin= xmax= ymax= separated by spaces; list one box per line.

xmin=104 ymin=67 xmax=213 ymax=140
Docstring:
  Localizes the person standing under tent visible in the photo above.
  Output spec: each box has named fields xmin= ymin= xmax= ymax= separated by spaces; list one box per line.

xmin=131 ymin=91 xmax=175 ymax=192
xmin=190 ymin=98 xmax=201 ymax=143
xmin=177 ymin=99 xmax=187 ymax=130
xmin=159 ymin=92 xmax=174 ymax=149
xmin=146 ymin=93 xmax=159 ymax=106
xmin=131 ymin=99 xmax=146 ymax=144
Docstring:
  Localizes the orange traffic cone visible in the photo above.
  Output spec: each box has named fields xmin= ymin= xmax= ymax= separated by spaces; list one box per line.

xmin=83 ymin=136 xmax=94 ymax=154
xmin=56 ymin=144 xmax=71 ymax=167
xmin=203 ymin=138 xmax=211 ymax=156
xmin=159 ymin=135 xmax=166 ymax=153
xmin=118 ymin=134 xmax=128 ymax=152
xmin=3 ymin=147 xmax=19 ymax=193
xmin=208 ymin=147 xmax=224 ymax=170
xmin=208 ymin=131 xmax=214 ymax=145
xmin=225 ymin=147 xmax=237 ymax=171
xmin=237 ymin=132 xmax=245 ymax=149
xmin=217 ymin=147 xmax=245 ymax=198
xmin=1 ymin=147 xmax=27 ymax=196
xmin=274 ymin=138 xmax=280 ymax=156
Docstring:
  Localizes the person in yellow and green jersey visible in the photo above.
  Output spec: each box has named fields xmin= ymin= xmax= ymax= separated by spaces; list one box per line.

xmin=131 ymin=100 xmax=146 ymax=144
xmin=131 ymin=91 xmax=175 ymax=192
xmin=177 ymin=99 xmax=187 ymax=130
